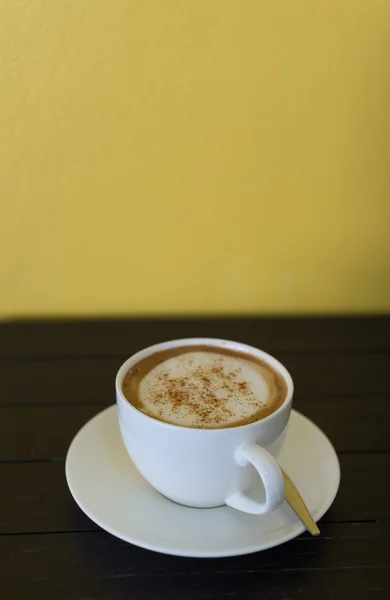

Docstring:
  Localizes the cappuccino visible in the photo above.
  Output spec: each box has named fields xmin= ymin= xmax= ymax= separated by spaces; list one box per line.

xmin=122 ymin=345 xmax=287 ymax=429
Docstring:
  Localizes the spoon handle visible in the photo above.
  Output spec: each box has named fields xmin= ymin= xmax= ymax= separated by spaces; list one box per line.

xmin=282 ymin=469 xmax=320 ymax=536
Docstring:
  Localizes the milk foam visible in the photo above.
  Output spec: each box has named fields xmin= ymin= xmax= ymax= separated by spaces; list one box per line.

xmin=138 ymin=350 xmax=277 ymax=428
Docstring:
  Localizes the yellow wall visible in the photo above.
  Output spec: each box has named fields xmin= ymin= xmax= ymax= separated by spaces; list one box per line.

xmin=1 ymin=1 xmax=389 ymax=317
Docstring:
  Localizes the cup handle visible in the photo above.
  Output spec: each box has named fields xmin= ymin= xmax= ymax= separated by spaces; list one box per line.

xmin=225 ymin=444 xmax=285 ymax=515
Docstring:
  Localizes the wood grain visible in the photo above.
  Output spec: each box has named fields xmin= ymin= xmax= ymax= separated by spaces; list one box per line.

xmin=0 ymin=352 xmax=389 ymax=407
xmin=1 ymin=317 xmax=390 ymax=357
xmin=1 ymin=318 xmax=389 ymax=600
xmin=1 ymin=524 xmax=389 ymax=599
xmin=0 ymin=395 xmax=389 ymax=462
xmin=0 ymin=454 xmax=389 ymax=535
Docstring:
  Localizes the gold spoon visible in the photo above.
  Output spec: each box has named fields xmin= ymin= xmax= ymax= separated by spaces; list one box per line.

xmin=282 ymin=469 xmax=320 ymax=536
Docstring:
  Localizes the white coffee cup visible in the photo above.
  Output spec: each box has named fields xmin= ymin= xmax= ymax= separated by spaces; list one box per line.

xmin=116 ymin=338 xmax=294 ymax=515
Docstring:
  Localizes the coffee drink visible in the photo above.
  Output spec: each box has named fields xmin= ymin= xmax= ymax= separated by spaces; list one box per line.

xmin=122 ymin=345 xmax=287 ymax=429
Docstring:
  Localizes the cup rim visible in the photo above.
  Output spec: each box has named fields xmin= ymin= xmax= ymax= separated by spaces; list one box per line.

xmin=115 ymin=337 xmax=294 ymax=433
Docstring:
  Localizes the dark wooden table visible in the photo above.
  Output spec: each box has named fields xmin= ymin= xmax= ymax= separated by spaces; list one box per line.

xmin=1 ymin=317 xmax=389 ymax=599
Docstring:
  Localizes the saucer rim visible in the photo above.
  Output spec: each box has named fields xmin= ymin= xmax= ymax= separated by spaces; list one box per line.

xmin=66 ymin=406 xmax=340 ymax=558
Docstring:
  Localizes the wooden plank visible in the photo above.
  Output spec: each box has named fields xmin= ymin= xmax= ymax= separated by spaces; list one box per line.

xmin=0 ymin=454 xmax=389 ymax=535
xmin=295 ymin=395 xmax=390 ymax=453
xmin=1 ymin=317 xmax=390 ymax=358
xmin=0 ymin=318 xmax=387 ymax=600
xmin=1 ymin=396 xmax=389 ymax=461
xmin=278 ymin=351 xmax=390 ymax=396
xmin=0 ymin=462 xmax=91 ymax=534
xmin=0 ymin=352 xmax=388 ymax=406
xmin=0 ymin=524 xmax=389 ymax=599
xmin=0 ymin=405 xmax=102 ymax=461
xmin=0 ymin=357 xmax=122 ymax=406
xmin=326 ymin=453 xmax=390 ymax=522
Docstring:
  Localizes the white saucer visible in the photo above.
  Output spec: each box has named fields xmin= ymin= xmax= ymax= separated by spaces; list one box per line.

xmin=66 ymin=406 xmax=340 ymax=558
